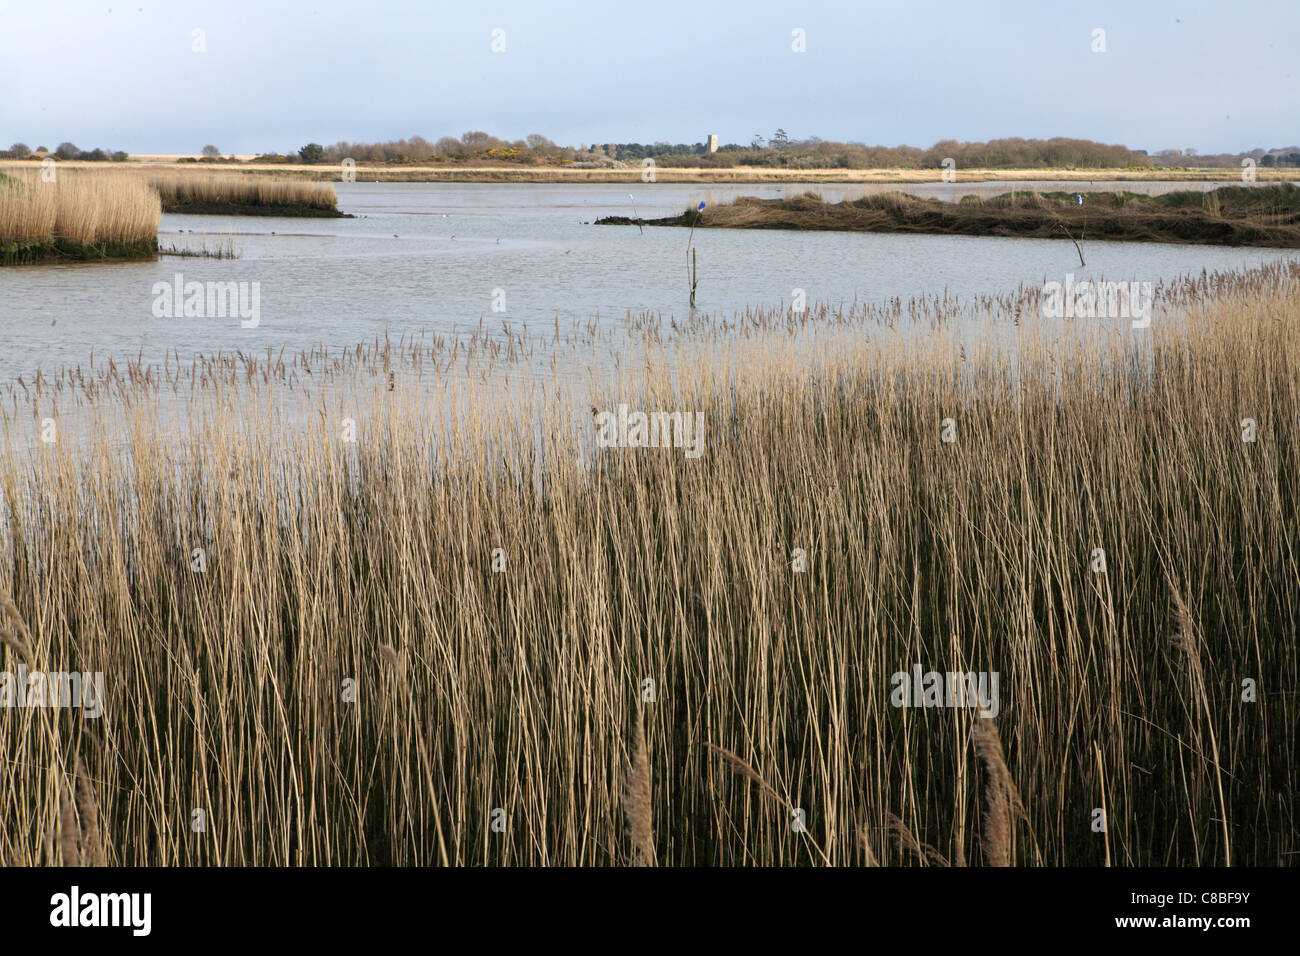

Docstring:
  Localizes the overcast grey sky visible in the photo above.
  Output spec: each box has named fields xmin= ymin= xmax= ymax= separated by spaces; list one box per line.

xmin=2 ymin=0 xmax=1295 ymax=155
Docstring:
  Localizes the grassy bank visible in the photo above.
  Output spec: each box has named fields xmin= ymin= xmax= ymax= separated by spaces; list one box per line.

xmin=0 ymin=170 xmax=159 ymax=264
xmin=602 ymin=184 xmax=1300 ymax=247
xmin=1 ymin=261 xmax=1296 ymax=866
xmin=147 ymin=170 xmax=343 ymax=216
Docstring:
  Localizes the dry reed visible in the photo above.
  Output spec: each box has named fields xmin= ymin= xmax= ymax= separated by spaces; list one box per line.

xmin=146 ymin=169 xmax=338 ymax=212
xmin=622 ymin=713 xmax=656 ymax=866
xmin=972 ymin=718 xmax=1026 ymax=866
xmin=74 ymin=754 xmax=107 ymax=867
xmin=0 ymin=169 xmax=159 ymax=260
xmin=0 ymin=261 xmax=1295 ymax=865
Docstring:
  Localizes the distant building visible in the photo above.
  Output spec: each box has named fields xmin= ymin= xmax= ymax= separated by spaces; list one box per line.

xmin=707 ymin=134 xmax=718 ymax=154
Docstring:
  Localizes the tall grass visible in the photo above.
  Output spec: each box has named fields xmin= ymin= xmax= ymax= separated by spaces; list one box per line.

xmin=0 ymin=167 xmax=335 ymax=265
xmin=0 ymin=169 xmax=159 ymax=263
xmin=146 ymin=170 xmax=338 ymax=213
xmin=0 ymin=263 xmax=1295 ymax=865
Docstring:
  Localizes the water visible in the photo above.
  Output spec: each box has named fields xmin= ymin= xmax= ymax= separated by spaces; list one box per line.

xmin=0 ymin=181 xmax=1296 ymax=385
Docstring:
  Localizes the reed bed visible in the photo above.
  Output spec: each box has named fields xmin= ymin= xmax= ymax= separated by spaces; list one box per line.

xmin=0 ymin=169 xmax=159 ymax=264
xmin=0 ymin=262 xmax=1296 ymax=866
xmin=145 ymin=170 xmax=340 ymax=215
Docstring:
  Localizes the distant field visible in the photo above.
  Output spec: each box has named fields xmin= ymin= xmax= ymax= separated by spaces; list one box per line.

xmin=4 ymin=158 xmax=1298 ymax=185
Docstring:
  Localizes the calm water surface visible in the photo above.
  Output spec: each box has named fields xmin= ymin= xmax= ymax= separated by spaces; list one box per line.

xmin=0 ymin=181 xmax=1295 ymax=385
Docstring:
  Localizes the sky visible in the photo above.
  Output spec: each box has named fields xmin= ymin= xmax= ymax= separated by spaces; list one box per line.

xmin=1 ymin=0 xmax=1295 ymax=156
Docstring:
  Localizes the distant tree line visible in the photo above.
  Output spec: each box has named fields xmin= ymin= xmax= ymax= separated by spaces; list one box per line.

xmin=243 ymin=133 xmax=1170 ymax=170
xmin=642 ymin=136 xmax=1156 ymax=170
xmin=250 ymin=134 xmax=1166 ymax=170
xmin=9 ymin=133 xmax=1293 ymax=171
xmin=615 ymin=136 xmax=1300 ymax=170
xmin=0 ymin=141 xmax=128 ymax=161
xmin=1152 ymin=147 xmax=1300 ymax=168
xmin=252 ymin=133 xmax=563 ymax=165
